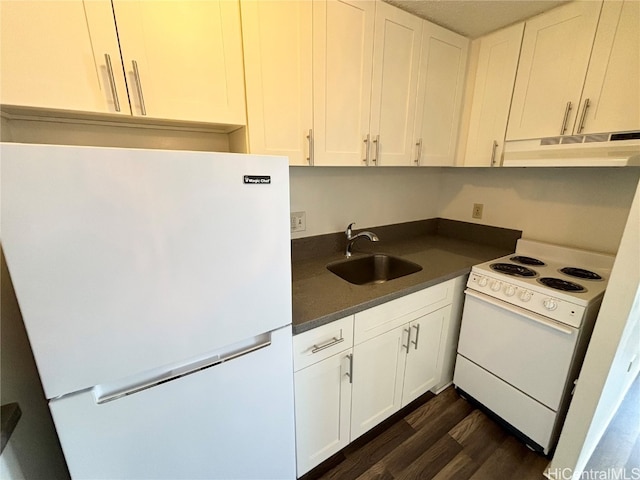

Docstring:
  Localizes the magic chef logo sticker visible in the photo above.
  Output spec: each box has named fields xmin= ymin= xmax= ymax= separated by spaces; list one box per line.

xmin=243 ymin=175 xmax=271 ymax=185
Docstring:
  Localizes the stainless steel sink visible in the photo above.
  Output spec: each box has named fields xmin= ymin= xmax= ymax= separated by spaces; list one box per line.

xmin=327 ymin=254 xmax=423 ymax=285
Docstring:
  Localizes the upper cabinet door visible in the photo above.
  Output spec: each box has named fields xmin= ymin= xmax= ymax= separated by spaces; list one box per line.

xmin=506 ymin=1 xmax=602 ymax=141
xmin=368 ymin=2 xmax=422 ymax=166
xmin=111 ymin=0 xmax=246 ymax=125
xmin=313 ymin=0 xmax=376 ymax=166
xmin=463 ymin=23 xmax=524 ymax=167
xmin=241 ymin=0 xmax=313 ymax=166
xmin=0 ymin=0 xmax=127 ymax=115
xmin=576 ymin=0 xmax=640 ymax=135
xmin=413 ymin=21 xmax=469 ymax=166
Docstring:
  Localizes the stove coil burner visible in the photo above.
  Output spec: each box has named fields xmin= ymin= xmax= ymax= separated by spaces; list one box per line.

xmin=510 ymin=255 xmax=546 ymax=266
xmin=560 ymin=267 xmax=603 ymax=281
xmin=538 ymin=277 xmax=586 ymax=292
xmin=490 ymin=263 xmax=537 ymax=277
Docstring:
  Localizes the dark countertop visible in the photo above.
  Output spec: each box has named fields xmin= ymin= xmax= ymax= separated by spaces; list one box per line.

xmin=292 ymin=233 xmax=515 ymax=334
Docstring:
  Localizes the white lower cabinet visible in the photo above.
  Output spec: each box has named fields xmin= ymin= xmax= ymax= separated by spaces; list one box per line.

xmin=294 ymin=348 xmax=353 ymax=476
xmin=401 ymin=307 xmax=450 ymax=406
xmin=293 ymin=276 xmax=465 ymax=476
xmin=293 ymin=316 xmax=354 ymax=476
xmin=350 ymin=325 xmax=407 ymax=439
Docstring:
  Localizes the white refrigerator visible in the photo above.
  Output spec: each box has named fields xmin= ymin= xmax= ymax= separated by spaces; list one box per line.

xmin=1 ymin=143 xmax=296 ymax=479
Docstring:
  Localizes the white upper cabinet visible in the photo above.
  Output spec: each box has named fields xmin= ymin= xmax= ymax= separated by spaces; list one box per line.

xmin=2 ymin=0 xmax=245 ymax=125
xmin=244 ymin=0 xmax=464 ymax=167
xmin=575 ymin=0 xmax=640 ymax=135
xmin=109 ymin=0 xmax=246 ymax=125
xmin=462 ymin=23 xmax=524 ymax=167
xmin=413 ymin=21 xmax=469 ymax=166
xmin=313 ymin=0 xmax=427 ymax=167
xmin=369 ymin=2 xmax=423 ymax=166
xmin=313 ymin=0 xmax=376 ymax=166
xmin=0 ymin=0 xmax=128 ymax=115
xmin=506 ymin=1 xmax=602 ymax=140
xmin=241 ymin=1 xmax=313 ymax=165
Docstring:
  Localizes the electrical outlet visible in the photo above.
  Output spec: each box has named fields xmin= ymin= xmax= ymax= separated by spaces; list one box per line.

xmin=472 ymin=203 xmax=484 ymax=219
xmin=291 ymin=211 xmax=306 ymax=232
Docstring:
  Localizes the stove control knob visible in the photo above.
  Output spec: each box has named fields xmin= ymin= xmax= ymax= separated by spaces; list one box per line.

xmin=490 ymin=280 xmax=502 ymax=292
xmin=543 ymin=298 xmax=558 ymax=311
xmin=477 ymin=276 xmax=488 ymax=287
xmin=504 ymin=285 xmax=516 ymax=296
xmin=519 ymin=290 xmax=532 ymax=302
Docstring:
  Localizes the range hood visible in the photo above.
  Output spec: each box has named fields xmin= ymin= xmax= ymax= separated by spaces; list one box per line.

xmin=502 ymin=131 xmax=640 ymax=167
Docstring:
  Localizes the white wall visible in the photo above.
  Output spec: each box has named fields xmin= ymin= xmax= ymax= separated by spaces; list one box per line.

xmin=290 ymin=165 xmax=639 ymax=255
xmin=547 ymin=179 xmax=640 ymax=480
xmin=438 ymin=167 xmax=640 ymax=254
xmin=289 ymin=166 xmax=441 ymax=238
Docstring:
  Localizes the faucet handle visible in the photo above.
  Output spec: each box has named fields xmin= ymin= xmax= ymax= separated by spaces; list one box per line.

xmin=346 ymin=222 xmax=356 ymax=239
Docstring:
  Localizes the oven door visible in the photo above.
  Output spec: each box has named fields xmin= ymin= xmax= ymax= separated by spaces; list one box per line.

xmin=457 ymin=289 xmax=579 ymax=411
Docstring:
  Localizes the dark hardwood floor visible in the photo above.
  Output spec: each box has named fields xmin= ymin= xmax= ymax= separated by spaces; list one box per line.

xmin=301 ymin=386 xmax=550 ymax=480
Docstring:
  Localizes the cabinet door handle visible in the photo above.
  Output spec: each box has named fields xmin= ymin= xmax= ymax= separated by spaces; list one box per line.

xmin=363 ymin=134 xmax=370 ymax=165
xmin=490 ymin=140 xmax=499 ymax=167
xmin=403 ymin=327 xmax=411 ymax=353
xmin=346 ymin=353 xmax=354 ymax=384
xmin=104 ymin=54 xmax=121 ymax=112
xmin=372 ymin=134 xmax=380 ymax=164
xmin=132 ymin=60 xmax=147 ymax=116
xmin=306 ymin=129 xmax=314 ymax=166
xmin=411 ymin=323 xmax=420 ymax=350
xmin=560 ymin=101 xmax=572 ymax=135
xmin=415 ymin=139 xmax=422 ymax=165
xmin=577 ymin=98 xmax=590 ymax=134
xmin=310 ymin=336 xmax=344 ymax=354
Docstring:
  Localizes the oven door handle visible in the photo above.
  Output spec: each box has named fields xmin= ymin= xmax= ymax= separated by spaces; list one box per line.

xmin=464 ymin=289 xmax=575 ymax=335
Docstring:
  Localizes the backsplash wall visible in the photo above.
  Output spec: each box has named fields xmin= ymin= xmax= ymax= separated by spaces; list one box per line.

xmin=289 ymin=166 xmax=441 ymax=239
xmin=438 ymin=167 xmax=640 ymax=254
xmin=290 ymin=166 xmax=639 ymax=255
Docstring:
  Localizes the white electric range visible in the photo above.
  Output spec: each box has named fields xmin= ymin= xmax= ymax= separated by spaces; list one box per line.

xmin=454 ymin=239 xmax=615 ymax=455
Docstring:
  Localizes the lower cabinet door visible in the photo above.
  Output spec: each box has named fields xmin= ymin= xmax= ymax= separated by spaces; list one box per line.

xmin=350 ymin=326 xmax=407 ymax=440
xmin=401 ymin=306 xmax=449 ymax=406
xmin=294 ymin=349 xmax=353 ymax=476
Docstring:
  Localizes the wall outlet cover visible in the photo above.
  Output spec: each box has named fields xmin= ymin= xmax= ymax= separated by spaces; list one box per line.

xmin=472 ymin=203 xmax=484 ymax=219
xmin=291 ymin=211 xmax=306 ymax=232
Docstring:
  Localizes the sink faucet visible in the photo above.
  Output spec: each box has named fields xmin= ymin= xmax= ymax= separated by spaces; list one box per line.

xmin=345 ymin=222 xmax=379 ymax=257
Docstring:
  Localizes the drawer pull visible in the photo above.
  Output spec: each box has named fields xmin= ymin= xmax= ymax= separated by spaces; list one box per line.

xmin=411 ymin=323 xmax=421 ymax=350
xmin=132 ymin=60 xmax=147 ymax=116
xmin=311 ymin=336 xmax=344 ymax=354
xmin=490 ymin=140 xmax=499 ymax=167
xmin=577 ymin=98 xmax=590 ymax=133
xmin=363 ymin=134 xmax=370 ymax=165
xmin=403 ymin=327 xmax=411 ymax=353
xmin=306 ymin=129 xmax=314 ymax=165
xmin=104 ymin=54 xmax=121 ymax=112
xmin=560 ymin=101 xmax=572 ymax=135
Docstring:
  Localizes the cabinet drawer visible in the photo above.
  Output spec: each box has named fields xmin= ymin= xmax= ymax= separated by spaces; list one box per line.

xmin=354 ymin=279 xmax=454 ymax=344
xmin=293 ymin=316 xmax=354 ymax=371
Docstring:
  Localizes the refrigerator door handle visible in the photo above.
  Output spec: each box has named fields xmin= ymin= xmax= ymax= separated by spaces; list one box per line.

xmin=92 ymin=333 xmax=272 ymax=404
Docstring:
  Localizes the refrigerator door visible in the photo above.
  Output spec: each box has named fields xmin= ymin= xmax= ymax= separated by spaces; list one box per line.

xmin=1 ymin=143 xmax=291 ymax=399
xmin=49 ymin=326 xmax=296 ymax=480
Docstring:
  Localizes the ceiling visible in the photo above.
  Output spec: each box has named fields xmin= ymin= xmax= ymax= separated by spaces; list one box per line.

xmin=383 ymin=0 xmax=570 ymax=38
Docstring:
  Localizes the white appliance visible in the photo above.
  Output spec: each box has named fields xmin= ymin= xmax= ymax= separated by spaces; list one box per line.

xmin=1 ymin=143 xmax=296 ymax=479
xmin=502 ymin=130 xmax=640 ymax=167
xmin=453 ymin=239 xmax=615 ymax=454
